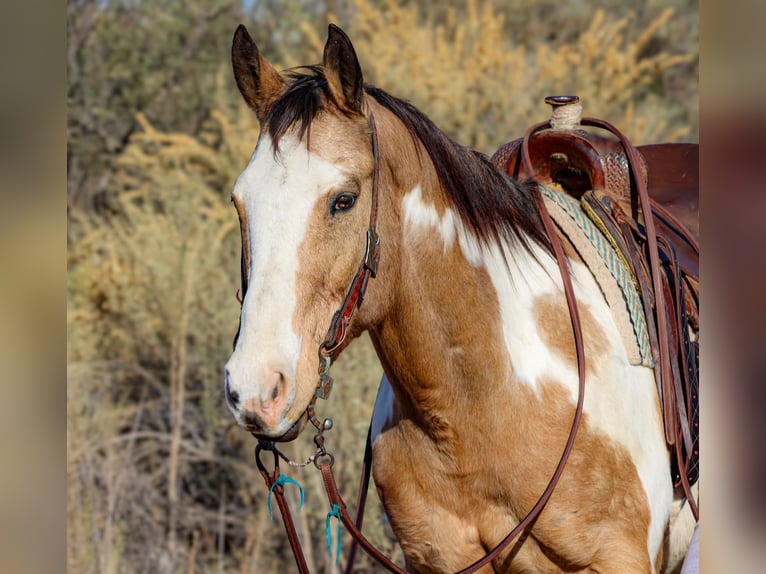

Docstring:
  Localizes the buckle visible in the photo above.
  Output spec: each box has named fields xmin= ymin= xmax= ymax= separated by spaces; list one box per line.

xmin=363 ymin=228 xmax=381 ymax=277
xmin=316 ymin=354 xmax=334 ymax=400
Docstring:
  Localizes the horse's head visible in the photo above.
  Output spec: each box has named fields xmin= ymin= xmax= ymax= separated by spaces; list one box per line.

xmin=225 ymin=24 xmax=387 ymax=441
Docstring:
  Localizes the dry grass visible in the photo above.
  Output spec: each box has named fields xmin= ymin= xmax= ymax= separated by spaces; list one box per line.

xmin=67 ymin=1 xmax=697 ymax=571
xmin=67 ymin=80 xmax=395 ymax=572
xmin=300 ymin=0 xmax=696 ymax=150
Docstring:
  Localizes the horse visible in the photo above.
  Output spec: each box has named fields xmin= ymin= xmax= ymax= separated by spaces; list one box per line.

xmin=224 ymin=23 xmax=697 ymax=573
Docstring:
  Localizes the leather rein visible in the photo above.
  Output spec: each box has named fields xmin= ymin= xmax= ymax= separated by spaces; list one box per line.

xmin=254 ymin=112 xmax=590 ymax=573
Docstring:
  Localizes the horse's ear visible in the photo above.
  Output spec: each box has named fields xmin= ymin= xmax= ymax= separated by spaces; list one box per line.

xmin=231 ymin=24 xmax=285 ymax=122
xmin=323 ymin=24 xmax=364 ymax=114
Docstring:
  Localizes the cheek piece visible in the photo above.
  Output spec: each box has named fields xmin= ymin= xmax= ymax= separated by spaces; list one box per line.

xmin=308 ymin=114 xmax=381 ymax=429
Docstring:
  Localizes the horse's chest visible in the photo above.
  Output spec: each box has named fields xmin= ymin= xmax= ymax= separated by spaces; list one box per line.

xmin=369 ymin=378 xmax=662 ymax=572
xmin=371 ymin=425 xmax=490 ymax=571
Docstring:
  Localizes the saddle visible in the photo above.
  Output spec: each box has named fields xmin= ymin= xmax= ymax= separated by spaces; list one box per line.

xmin=490 ymin=96 xmax=699 ymax=507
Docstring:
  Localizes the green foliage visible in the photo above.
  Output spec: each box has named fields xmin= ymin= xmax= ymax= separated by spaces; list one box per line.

xmin=68 ymin=0 xmax=697 ymax=571
xmin=67 ymin=0 xmax=246 ymax=209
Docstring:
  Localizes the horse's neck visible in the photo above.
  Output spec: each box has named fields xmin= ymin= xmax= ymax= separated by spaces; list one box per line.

xmin=371 ymin=179 xmax=560 ymax=440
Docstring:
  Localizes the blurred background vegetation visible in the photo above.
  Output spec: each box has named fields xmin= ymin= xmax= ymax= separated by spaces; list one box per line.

xmin=67 ymin=0 xmax=697 ymax=571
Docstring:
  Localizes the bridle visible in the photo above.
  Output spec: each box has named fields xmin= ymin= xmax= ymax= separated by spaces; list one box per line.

xmin=307 ymin=113 xmax=382 ymax=430
xmin=246 ymin=110 xmax=588 ymax=573
xmin=232 ymin=114 xmax=382 ymax=429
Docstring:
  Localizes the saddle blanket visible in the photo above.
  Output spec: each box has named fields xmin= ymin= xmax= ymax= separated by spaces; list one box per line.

xmin=540 ymin=184 xmax=654 ymax=367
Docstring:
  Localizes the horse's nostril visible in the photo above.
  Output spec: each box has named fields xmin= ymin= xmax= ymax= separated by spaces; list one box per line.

xmin=270 ymin=371 xmax=287 ymax=401
xmin=224 ymin=374 xmax=240 ymax=407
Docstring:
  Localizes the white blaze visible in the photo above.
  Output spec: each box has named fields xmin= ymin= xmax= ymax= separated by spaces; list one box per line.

xmin=225 ymin=132 xmax=349 ymax=433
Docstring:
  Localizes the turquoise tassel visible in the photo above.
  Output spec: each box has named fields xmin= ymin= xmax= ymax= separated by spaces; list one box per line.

xmin=325 ymin=503 xmax=342 ymax=563
xmin=267 ymin=475 xmax=305 ymax=521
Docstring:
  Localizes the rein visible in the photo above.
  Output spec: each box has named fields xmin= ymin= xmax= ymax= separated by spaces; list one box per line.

xmin=254 ymin=110 xmax=591 ymax=573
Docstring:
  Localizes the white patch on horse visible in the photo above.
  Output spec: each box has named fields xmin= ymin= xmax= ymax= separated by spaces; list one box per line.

xmin=483 ymin=240 xmax=672 ymax=564
xmin=225 ymin=133 xmax=350 ymax=433
xmin=401 ymin=187 xmax=671 ymax=562
xmin=402 ymin=185 xmax=483 ymax=265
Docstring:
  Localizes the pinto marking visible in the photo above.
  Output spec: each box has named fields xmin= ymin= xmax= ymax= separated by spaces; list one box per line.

xmin=400 ymin=184 xmax=672 ymax=567
xmin=403 ymin=184 xmax=484 ymax=266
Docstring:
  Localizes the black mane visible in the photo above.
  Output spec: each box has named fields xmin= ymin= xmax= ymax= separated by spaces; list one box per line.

xmin=265 ymin=65 xmax=552 ymax=256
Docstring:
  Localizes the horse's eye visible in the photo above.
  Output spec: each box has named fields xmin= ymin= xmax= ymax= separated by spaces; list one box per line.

xmin=330 ymin=193 xmax=357 ymax=215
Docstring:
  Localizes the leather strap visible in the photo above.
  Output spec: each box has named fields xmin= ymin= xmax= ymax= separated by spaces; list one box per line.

xmin=512 ymin=116 xmax=699 ymax=519
xmin=320 ymin=461 xmax=405 ymax=572
xmin=321 ymin=227 xmax=381 ymax=354
xmin=343 ymin=424 xmax=374 ymax=574
xmin=582 ymin=118 xmax=675 ymax=446
xmin=322 ymin=114 xmax=381 ymax=355
xmin=255 ymin=445 xmax=311 ymax=574
xmin=307 ymin=115 xmax=382 ymax=426
xmin=259 ymin=111 xmax=698 ymax=571
xmin=263 ymin=115 xmax=591 ymax=572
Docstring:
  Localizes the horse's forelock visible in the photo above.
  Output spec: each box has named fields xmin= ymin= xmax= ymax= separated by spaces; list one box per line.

xmin=265 ymin=65 xmax=361 ymax=153
xmin=265 ymin=66 xmax=328 ymax=152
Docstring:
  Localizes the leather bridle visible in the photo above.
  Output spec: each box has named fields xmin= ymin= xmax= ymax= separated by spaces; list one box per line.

xmin=306 ymin=113 xmax=382 ymax=430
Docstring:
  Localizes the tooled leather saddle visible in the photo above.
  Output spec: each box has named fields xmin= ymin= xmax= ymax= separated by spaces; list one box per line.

xmin=491 ymin=96 xmax=699 ymax=512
